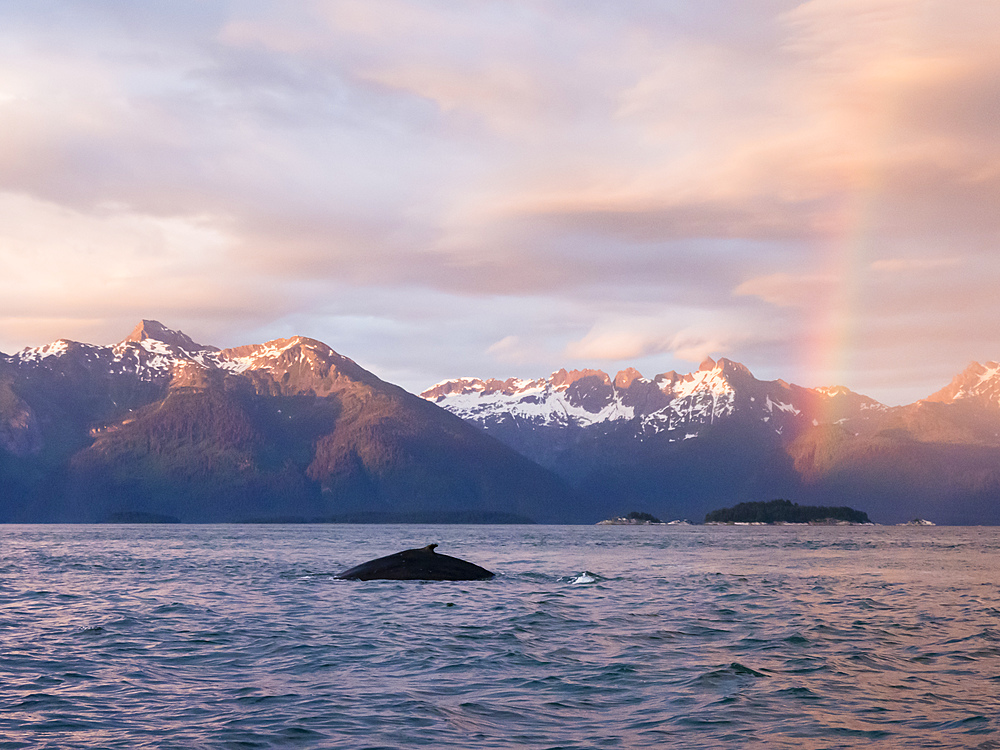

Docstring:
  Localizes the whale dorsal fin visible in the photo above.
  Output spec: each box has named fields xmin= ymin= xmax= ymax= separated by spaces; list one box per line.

xmin=421 ymin=544 xmax=438 ymax=553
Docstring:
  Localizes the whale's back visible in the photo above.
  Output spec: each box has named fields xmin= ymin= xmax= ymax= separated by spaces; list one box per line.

xmin=336 ymin=544 xmax=495 ymax=581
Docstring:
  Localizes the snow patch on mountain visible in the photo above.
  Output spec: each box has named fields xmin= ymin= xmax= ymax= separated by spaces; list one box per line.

xmin=438 ymin=378 xmax=636 ymax=428
xmin=766 ymin=396 xmax=800 ymax=415
xmin=17 ymin=340 xmax=79 ymax=363
xmin=215 ymin=339 xmax=309 ymax=374
xmin=814 ymin=385 xmax=850 ymax=397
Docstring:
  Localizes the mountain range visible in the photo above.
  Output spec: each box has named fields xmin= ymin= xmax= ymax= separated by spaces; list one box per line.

xmin=0 ymin=321 xmax=569 ymax=522
xmin=422 ymin=357 xmax=1000 ymax=524
xmin=3 ymin=320 xmax=1000 ymax=524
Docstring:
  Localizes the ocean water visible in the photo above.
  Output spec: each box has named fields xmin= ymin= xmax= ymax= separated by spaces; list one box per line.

xmin=1 ymin=524 xmax=999 ymax=749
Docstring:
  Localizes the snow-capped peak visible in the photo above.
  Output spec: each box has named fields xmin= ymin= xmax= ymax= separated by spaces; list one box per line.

xmin=11 ymin=323 xmax=363 ymax=394
xmin=120 ymin=319 xmax=211 ymax=353
xmin=925 ymin=361 xmax=1000 ymax=407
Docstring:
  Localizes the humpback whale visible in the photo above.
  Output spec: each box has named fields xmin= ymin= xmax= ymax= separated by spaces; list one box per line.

xmin=336 ymin=544 xmax=495 ymax=581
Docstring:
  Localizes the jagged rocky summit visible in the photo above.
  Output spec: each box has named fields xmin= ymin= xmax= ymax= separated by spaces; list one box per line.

xmin=0 ymin=321 xmax=572 ymax=523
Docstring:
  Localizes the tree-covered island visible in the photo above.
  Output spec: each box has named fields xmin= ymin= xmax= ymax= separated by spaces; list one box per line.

xmin=705 ymin=499 xmax=871 ymax=525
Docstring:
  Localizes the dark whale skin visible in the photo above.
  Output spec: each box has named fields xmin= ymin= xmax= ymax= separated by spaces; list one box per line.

xmin=336 ymin=544 xmax=495 ymax=581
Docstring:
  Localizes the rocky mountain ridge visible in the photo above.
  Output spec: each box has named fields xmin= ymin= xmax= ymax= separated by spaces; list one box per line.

xmin=421 ymin=356 xmax=886 ymax=451
xmin=10 ymin=320 xmax=375 ymax=393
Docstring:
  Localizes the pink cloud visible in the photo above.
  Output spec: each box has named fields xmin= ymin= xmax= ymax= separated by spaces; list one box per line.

xmin=734 ymin=273 xmax=837 ymax=309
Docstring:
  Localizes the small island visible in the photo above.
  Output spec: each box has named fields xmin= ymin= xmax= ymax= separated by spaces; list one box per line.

xmin=598 ymin=511 xmax=665 ymax=525
xmin=704 ymin=499 xmax=871 ymax=525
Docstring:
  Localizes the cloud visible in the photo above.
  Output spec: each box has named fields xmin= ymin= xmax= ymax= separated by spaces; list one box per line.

xmin=486 ymin=334 xmax=541 ymax=365
xmin=565 ymin=327 xmax=668 ymax=361
xmin=870 ymin=257 xmax=962 ymax=273
xmin=734 ymin=273 xmax=837 ymax=308
xmin=2 ymin=1 xmax=1000 ymax=405
xmin=0 ymin=191 xmax=291 ymax=349
xmin=563 ymin=312 xmax=768 ymax=366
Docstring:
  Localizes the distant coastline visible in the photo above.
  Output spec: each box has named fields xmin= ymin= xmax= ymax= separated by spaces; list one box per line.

xmin=240 ymin=511 xmax=538 ymax=525
xmin=96 ymin=510 xmax=538 ymax=525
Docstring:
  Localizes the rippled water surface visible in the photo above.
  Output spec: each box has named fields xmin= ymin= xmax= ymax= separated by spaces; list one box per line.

xmin=2 ymin=524 xmax=999 ymax=748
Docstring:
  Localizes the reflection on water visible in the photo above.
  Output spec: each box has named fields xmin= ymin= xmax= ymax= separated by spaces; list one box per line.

xmin=0 ymin=524 xmax=998 ymax=748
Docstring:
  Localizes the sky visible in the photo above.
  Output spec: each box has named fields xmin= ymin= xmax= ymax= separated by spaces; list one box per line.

xmin=2 ymin=1 xmax=1000 ymax=405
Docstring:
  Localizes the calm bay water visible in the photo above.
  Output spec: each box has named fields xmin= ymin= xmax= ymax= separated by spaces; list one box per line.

xmin=1 ymin=523 xmax=999 ymax=749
